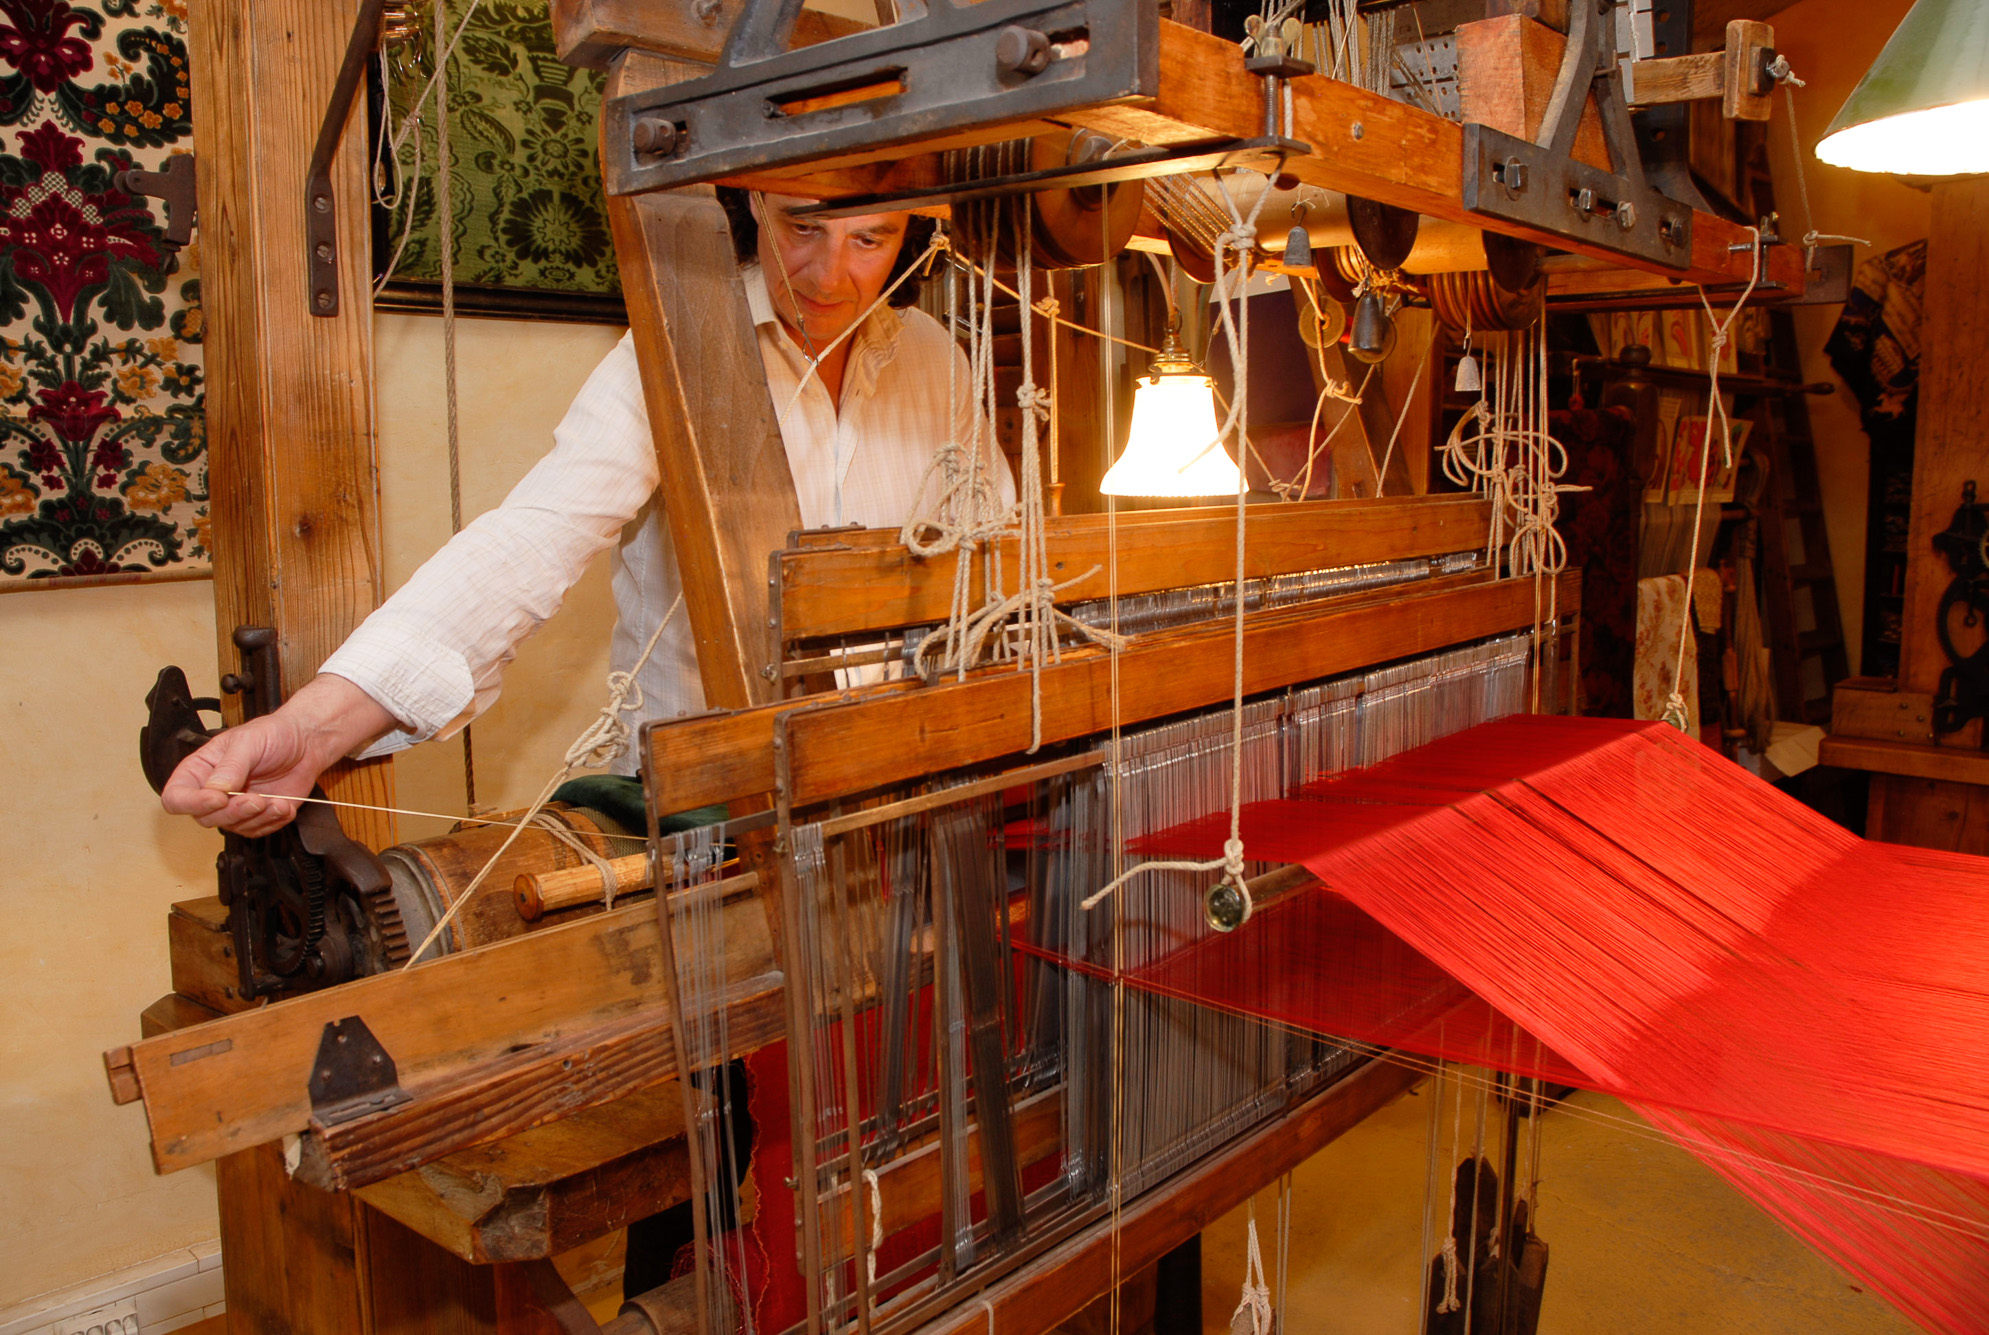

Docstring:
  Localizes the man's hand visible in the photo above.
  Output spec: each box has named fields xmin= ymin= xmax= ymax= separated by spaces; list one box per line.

xmin=160 ymin=675 xmax=398 ymax=837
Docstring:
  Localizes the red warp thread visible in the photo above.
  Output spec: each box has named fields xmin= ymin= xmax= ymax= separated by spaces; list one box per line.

xmin=1110 ymin=715 xmax=1989 ymax=1334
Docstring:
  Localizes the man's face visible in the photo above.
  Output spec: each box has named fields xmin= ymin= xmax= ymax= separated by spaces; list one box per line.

xmin=753 ymin=192 xmax=911 ymax=347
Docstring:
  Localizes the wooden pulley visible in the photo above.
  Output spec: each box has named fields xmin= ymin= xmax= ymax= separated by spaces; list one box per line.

xmin=1028 ymin=128 xmax=1145 ymax=269
xmin=1294 ymin=279 xmax=1346 ymax=350
xmin=1482 ymin=232 xmax=1544 ymax=296
xmin=945 ymin=133 xmax=1145 ymax=271
xmin=1346 ymin=196 xmax=1420 ymax=272
xmin=1425 ymin=268 xmax=1545 ymax=336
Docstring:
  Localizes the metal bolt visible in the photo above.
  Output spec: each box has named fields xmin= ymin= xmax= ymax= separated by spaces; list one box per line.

xmin=1616 ymin=200 xmax=1637 ymax=230
xmin=313 ymin=193 xmax=331 ymax=214
xmin=315 ymin=290 xmax=334 ymax=311
xmin=1350 ymin=121 xmax=1364 ymax=140
xmin=632 ymin=115 xmax=678 ymax=158
xmin=1574 ymin=186 xmax=1596 ymax=215
xmin=315 ymin=243 xmax=333 ymax=261
xmin=995 ymin=25 xmax=1051 ymax=77
xmin=1500 ymin=158 xmax=1527 ymax=193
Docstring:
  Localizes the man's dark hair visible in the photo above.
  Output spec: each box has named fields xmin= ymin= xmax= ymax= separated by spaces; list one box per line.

xmin=715 ymin=186 xmax=934 ymax=310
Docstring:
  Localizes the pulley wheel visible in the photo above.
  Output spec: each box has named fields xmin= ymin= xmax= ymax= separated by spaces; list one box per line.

xmin=1347 ymin=196 xmax=1420 ymax=273
xmin=1483 ymin=231 xmax=1544 ymax=295
xmin=1161 ymin=223 xmax=1218 ymax=284
xmin=1029 ymin=129 xmax=1145 ymax=269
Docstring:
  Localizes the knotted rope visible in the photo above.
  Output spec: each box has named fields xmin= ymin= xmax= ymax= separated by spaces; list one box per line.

xmin=1663 ymin=229 xmax=1764 ymax=732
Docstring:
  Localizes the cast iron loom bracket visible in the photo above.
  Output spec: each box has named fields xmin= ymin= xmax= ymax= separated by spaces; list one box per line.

xmin=599 ymin=0 xmax=1159 ymax=196
xmin=1459 ymin=0 xmax=1693 ymax=268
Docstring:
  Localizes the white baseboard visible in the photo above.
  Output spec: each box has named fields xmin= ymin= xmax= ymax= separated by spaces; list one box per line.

xmin=0 ymin=1245 xmax=223 ymax=1335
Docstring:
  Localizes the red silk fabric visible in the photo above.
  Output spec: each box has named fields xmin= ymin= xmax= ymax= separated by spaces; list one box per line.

xmin=1119 ymin=716 xmax=1989 ymax=1334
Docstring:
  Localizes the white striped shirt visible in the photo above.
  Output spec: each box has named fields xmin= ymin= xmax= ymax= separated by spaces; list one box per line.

xmin=323 ymin=263 xmax=1011 ymax=772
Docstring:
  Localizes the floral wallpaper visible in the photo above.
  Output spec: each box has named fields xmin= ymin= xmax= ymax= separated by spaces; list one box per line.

xmin=0 ymin=0 xmax=204 ymax=587
xmin=380 ymin=0 xmax=618 ymax=298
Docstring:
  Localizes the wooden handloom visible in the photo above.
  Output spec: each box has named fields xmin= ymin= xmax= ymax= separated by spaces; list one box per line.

xmin=107 ymin=0 xmax=1818 ymax=1328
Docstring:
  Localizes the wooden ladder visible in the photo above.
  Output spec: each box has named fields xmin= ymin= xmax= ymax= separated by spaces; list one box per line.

xmin=1748 ymin=309 xmax=1849 ymax=725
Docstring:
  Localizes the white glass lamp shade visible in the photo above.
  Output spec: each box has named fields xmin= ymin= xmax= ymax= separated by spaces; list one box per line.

xmin=1100 ymin=372 xmax=1242 ymax=497
xmin=1815 ymin=0 xmax=1989 ymax=175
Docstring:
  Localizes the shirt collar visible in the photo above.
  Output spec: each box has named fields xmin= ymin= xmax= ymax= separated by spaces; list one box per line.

xmin=742 ymin=261 xmax=905 ymax=361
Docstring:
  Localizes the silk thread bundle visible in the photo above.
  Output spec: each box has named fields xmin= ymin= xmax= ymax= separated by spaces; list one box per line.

xmin=1108 ymin=714 xmax=1989 ymax=1334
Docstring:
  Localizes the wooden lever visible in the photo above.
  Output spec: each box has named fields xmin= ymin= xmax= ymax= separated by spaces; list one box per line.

xmin=1625 ymin=19 xmax=1776 ymax=122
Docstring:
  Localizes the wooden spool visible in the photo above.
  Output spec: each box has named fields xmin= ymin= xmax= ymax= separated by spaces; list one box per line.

xmin=380 ymin=803 xmax=637 ymax=954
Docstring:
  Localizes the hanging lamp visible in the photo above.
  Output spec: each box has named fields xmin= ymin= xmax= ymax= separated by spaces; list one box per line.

xmin=1815 ymin=0 xmax=1989 ymax=176
xmin=1100 ymin=318 xmax=1242 ymax=497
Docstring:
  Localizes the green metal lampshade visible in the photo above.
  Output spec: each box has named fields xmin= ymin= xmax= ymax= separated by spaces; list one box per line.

xmin=1817 ymin=0 xmax=1989 ymax=175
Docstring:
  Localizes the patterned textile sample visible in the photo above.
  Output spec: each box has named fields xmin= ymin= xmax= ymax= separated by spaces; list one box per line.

xmin=0 ymin=0 xmax=204 ymax=586
xmin=379 ymin=0 xmax=619 ymax=298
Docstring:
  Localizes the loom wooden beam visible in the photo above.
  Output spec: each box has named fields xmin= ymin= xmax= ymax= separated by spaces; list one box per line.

xmin=605 ymin=54 xmax=801 ymax=711
xmin=776 ymin=494 xmax=1491 ymax=641
xmin=352 ymin=1082 xmax=698 ymax=1265
xmin=102 ymin=885 xmax=777 ymax=1180
xmin=638 ymin=569 xmax=1578 ymax=816
xmin=188 ymin=0 xmax=396 ymax=848
xmin=918 ymin=1054 xmax=1420 ymax=1335
xmin=1071 ymin=23 xmax=1798 ymax=292
xmin=677 ymin=18 xmax=1799 ymax=291
xmin=778 ymin=569 xmax=1580 ymax=809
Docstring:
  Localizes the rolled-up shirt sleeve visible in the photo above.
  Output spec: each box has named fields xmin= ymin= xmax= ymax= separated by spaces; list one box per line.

xmin=322 ymin=333 xmax=656 ymax=758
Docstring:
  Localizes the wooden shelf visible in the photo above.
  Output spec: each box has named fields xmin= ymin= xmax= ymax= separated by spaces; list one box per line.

xmin=1818 ymin=735 xmax=1989 ymax=787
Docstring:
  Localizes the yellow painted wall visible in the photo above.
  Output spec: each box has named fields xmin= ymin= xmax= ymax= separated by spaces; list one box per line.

xmin=0 ymin=578 xmax=227 ymax=1304
xmin=1765 ymin=0 xmax=1930 ymax=674
xmin=0 ymin=311 xmax=624 ymax=1310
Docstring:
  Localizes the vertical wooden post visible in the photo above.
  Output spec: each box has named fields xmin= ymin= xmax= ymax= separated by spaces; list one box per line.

xmin=1899 ymin=177 xmax=1989 ymax=701
xmin=1865 ymin=176 xmax=1989 ymax=849
xmin=188 ymin=3 xmax=398 ymax=1328
xmin=602 ymin=54 xmax=802 ymax=711
xmin=189 ymin=0 xmax=395 ymax=849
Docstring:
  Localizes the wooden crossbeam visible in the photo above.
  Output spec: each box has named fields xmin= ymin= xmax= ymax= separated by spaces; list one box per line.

xmin=580 ymin=16 xmax=1808 ymax=292
xmin=776 ymin=495 xmax=1491 ymax=642
xmin=639 ymin=569 xmax=1577 ymax=817
xmin=777 ymin=569 xmax=1581 ymax=809
xmin=919 ymin=1055 xmax=1420 ymax=1335
xmin=1070 ymin=23 xmax=1797 ymax=291
xmin=103 ymin=886 xmax=776 ymax=1179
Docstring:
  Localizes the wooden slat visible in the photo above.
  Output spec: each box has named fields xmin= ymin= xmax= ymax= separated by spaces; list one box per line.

xmin=1626 ymin=52 xmax=1725 ymax=107
xmin=779 ymin=570 xmax=1581 ymax=809
xmin=919 ymin=1056 xmax=1421 ymax=1335
xmin=353 ymin=1083 xmax=695 ymax=1264
xmin=112 ymin=885 xmax=774 ymax=1177
xmin=642 ymin=681 xmax=915 ymax=816
xmin=778 ymin=496 xmax=1491 ymax=641
xmin=1901 ymin=179 xmax=1989 ymax=708
xmin=190 ymin=0 xmax=395 ymax=848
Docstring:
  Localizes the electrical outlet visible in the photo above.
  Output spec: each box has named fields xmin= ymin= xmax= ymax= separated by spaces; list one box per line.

xmin=53 ymin=1299 xmax=139 ymax=1335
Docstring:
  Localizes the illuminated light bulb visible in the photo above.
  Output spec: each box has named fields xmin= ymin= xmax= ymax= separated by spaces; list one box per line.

xmin=1100 ymin=324 xmax=1242 ymax=498
xmin=1816 ymin=0 xmax=1989 ymax=177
